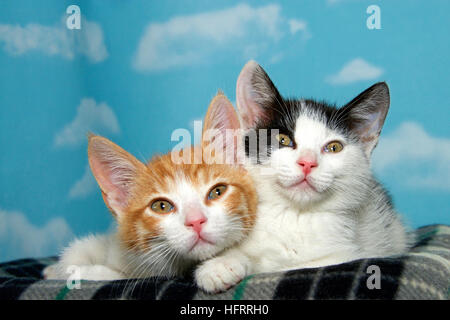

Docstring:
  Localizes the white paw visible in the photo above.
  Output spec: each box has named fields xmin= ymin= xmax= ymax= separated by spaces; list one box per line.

xmin=195 ymin=256 xmax=248 ymax=293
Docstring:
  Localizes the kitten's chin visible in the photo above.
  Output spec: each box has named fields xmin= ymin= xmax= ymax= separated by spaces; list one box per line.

xmin=277 ymin=178 xmax=326 ymax=206
xmin=288 ymin=179 xmax=318 ymax=192
xmin=186 ymin=241 xmax=221 ymax=261
xmin=180 ymin=234 xmax=219 ymax=261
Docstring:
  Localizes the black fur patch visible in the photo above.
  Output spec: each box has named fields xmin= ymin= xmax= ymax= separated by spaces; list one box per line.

xmin=243 ymin=62 xmax=388 ymax=162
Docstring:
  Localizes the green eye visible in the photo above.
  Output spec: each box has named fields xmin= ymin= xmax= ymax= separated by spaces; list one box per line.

xmin=207 ymin=185 xmax=227 ymax=201
xmin=324 ymin=141 xmax=344 ymax=153
xmin=150 ymin=199 xmax=175 ymax=214
xmin=276 ymin=134 xmax=293 ymax=147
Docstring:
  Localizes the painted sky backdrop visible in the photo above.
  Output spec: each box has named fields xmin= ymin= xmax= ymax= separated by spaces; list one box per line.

xmin=0 ymin=0 xmax=449 ymax=262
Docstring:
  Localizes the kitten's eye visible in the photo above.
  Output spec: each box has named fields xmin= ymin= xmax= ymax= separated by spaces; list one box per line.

xmin=207 ymin=185 xmax=227 ymax=201
xmin=324 ymin=141 xmax=344 ymax=153
xmin=150 ymin=199 xmax=175 ymax=214
xmin=276 ymin=134 xmax=293 ymax=147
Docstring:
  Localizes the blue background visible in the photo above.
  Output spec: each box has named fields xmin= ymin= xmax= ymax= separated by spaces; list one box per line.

xmin=0 ymin=0 xmax=449 ymax=262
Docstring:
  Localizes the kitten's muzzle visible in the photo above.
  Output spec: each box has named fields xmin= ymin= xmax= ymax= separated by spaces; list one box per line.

xmin=185 ymin=217 xmax=207 ymax=234
xmin=184 ymin=204 xmax=208 ymax=235
xmin=297 ymin=158 xmax=318 ymax=176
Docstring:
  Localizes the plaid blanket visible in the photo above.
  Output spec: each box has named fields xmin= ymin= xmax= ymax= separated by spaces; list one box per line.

xmin=0 ymin=224 xmax=448 ymax=300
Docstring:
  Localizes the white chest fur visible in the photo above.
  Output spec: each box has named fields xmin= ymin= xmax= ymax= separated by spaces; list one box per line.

xmin=239 ymin=188 xmax=359 ymax=273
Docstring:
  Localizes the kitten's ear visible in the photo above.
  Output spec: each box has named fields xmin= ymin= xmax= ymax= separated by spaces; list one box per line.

xmin=236 ymin=60 xmax=283 ymax=129
xmin=202 ymin=92 xmax=242 ymax=165
xmin=342 ymin=82 xmax=390 ymax=157
xmin=88 ymin=134 xmax=147 ymax=216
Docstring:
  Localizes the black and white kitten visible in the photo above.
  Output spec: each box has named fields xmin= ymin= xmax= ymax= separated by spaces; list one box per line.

xmin=195 ymin=61 xmax=412 ymax=293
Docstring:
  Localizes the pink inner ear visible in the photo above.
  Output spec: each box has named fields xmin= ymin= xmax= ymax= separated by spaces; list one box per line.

xmin=89 ymin=155 xmax=129 ymax=210
xmin=236 ymin=62 xmax=269 ymax=129
xmin=205 ymin=95 xmax=241 ymax=132
xmin=222 ymin=106 xmax=240 ymax=132
xmin=203 ymin=94 xmax=244 ymax=165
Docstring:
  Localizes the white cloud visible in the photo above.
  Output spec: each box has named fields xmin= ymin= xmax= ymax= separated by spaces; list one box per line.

xmin=69 ymin=165 xmax=97 ymax=199
xmin=372 ymin=122 xmax=450 ymax=192
xmin=54 ymin=98 xmax=120 ymax=148
xmin=326 ymin=58 xmax=384 ymax=85
xmin=0 ymin=16 xmax=108 ymax=63
xmin=288 ymin=19 xmax=307 ymax=34
xmin=0 ymin=209 xmax=74 ymax=262
xmin=133 ymin=3 xmax=308 ymax=71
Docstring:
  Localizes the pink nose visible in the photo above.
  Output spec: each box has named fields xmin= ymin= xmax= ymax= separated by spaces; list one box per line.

xmin=297 ymin=159 xmax=318 ymax=176
xmin=185 ymin=216 xmax=207 ymax=234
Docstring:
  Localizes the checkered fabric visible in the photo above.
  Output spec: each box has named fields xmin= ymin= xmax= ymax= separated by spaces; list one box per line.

xmin=0 ymin=224 xmax=448 ymax=300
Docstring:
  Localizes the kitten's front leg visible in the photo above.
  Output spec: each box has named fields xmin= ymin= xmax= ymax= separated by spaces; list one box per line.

xmin=195 ymin=249 xmax=252 ymax=293
xmin=42 ymin=264 xmax=66 ymax=280
xmin=43 ymin=234 xmax=126 ymax=281
xmin=43 ymin=263 xmax=126 ymax=280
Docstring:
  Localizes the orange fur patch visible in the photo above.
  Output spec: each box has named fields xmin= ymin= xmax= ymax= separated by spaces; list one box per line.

xmin=88 ymin=93 xmax=258 ymax=256
xmin=114 ymin=150 xmax=257 ymax=253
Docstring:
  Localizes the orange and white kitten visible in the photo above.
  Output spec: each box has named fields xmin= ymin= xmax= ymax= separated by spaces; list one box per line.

xmin=43 ymin=93 xmax=257 ymax=280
